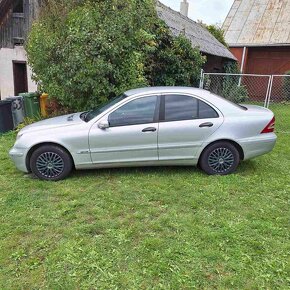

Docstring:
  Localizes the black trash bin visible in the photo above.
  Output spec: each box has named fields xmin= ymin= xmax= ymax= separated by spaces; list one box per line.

xmin=0 ymin=100 xmax=14 ymax=134
xmin=6 ymin=96 xmax=25 ymax=128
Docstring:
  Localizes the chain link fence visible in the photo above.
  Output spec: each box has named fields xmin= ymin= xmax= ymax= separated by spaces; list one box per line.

xmin=199 ymin=73 xmax=290 ymax=133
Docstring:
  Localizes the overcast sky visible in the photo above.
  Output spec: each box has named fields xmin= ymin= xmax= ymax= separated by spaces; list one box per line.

xmin=159 ymin=0 xmax=234 ymax=25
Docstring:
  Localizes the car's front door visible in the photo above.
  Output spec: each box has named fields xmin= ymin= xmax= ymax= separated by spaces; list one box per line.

xmin=158 ymin=94 xmax=223 ymax=161
xmin=89 ymin=95 xmax=159 ymax=165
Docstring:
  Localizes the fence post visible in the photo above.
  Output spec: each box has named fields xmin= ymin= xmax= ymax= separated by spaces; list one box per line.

xmin=199 ymin=69 xmax=204 ymax=89
xmin=264 ymin=75 xmax=272 ymax=108
xmin=265 ymin=75 xmax=274 ymax=108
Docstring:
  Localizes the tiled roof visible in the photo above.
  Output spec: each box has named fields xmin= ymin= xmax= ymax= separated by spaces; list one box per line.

xmin=156 ymin=1 xmax=236 ymax=60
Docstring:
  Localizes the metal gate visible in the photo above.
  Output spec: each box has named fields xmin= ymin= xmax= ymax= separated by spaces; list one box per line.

xmin=199 ymin=72 xmax=290 ymax=133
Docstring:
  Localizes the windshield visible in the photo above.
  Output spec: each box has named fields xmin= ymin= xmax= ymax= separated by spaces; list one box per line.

xmin=85 ymin=94 xmax=128 ymax=122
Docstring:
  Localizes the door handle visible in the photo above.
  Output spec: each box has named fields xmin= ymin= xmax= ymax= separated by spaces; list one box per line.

xmin=142 ymin=127 xmax=157 ymax=132
xmin=199 ymin=122 xmax=214 ymax=128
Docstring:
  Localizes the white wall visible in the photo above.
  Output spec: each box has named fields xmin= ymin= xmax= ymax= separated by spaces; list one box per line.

xmin=0 ymin=46 xmax=37 ymax=100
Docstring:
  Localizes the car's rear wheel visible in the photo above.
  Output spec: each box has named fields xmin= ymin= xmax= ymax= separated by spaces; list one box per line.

xmin=30 ymin=145 xmax=73 ymax=181
xmin=199 ymin=142 xmax=240 ymax=175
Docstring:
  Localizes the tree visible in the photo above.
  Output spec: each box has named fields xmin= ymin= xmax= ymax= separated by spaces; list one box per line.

xmin=27 ymin=0 xmax=205 ymax=111
xmin=197 ymin=21 xmax=228 ymax=48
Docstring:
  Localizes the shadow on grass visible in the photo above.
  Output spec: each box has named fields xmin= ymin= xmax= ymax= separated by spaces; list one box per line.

xmin=68 ymin=159 xmax=258 ymax=179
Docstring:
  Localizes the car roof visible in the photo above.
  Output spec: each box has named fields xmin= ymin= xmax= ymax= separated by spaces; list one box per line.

xmin=125 ymin=86 xmax=203 ymax=96
xmin=124 ymin=86 xmax=245 ymax=116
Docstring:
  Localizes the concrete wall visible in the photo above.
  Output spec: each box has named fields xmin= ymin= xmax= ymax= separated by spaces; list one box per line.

xmin=0 ymin=46 xmax=37 ymax=100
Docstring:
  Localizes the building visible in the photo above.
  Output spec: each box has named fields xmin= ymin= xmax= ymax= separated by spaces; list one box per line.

xmin=0 ymin=0 xmax=236 ymax=100
xmin=223 ymin=0 xmax=290 ymax=75
xmin=157 ymin=1 xmax=236 ymax=72
xmin=0 ymin=0 xmax=41 ymax=100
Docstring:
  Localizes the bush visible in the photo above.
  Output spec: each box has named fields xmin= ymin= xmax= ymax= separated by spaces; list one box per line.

xmin=222 ymin=62 xmax=248 ymax=103
xmin=27 ymin=0 xmax=205 ymax=111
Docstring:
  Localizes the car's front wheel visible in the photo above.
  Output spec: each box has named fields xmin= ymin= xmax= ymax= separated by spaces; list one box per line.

xmin=199 ymin=142 xmax=240 ymax=175
xmin=30 ymin=145 xmax=73 ymax=181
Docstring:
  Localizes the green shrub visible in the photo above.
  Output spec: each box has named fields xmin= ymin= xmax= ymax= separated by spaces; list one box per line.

xmin=221 ymin=62 xmax=248 ymax=103
xmin=27 ymin=0 xmax=205 ymax=111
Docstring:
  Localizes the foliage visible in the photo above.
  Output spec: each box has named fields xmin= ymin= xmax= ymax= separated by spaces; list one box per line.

xmin=27 ymin=0 xmax=205 ymax=111
xmin=1 ymin=108 xmax=290 ymax=288
xmin=198 ymin=21 xmax=228 ymax=47
xmin=283 ymin=70 xmax=290 ymax=101
xmin=222 ymin=62 xmax=248 ymax=103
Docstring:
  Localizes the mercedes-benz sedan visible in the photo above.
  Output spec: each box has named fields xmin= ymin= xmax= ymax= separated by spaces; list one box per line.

xmin=10 ymin=87 xmax=277 ymax=181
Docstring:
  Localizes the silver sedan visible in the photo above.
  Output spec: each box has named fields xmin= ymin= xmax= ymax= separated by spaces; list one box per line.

xmin=10 ymin=87 xmax=277 ymax=181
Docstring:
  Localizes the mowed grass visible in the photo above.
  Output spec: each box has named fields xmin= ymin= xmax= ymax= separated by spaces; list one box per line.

xmin=0 ymin=111 xmax=289 ymax=289
xmin=270 ymin=103 xmax=290 ymax=133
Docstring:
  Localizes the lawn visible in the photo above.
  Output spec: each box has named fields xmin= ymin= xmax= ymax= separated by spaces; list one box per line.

xmin=0 ymin=124 xmax=289 ymax=289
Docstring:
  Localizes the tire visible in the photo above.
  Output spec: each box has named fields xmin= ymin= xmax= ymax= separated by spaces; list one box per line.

xmin=199 ymin=142 xmax=240 ymax=175
xmin=30 ymin=145 xmax=73 ymax=181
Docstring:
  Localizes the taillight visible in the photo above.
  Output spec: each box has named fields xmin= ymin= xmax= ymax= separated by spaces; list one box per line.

xmin=261 ymin=116 xmax=275 ymax=133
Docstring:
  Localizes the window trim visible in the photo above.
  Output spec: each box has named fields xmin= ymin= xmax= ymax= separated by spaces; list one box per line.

xmin=108 ymin=95 xmax=160 ymax=128
xmin=159 ymin=93 xmax=220 ymax=123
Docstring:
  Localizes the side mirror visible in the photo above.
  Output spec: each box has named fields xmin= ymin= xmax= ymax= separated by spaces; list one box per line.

xmin=98 ymin=120 xmax=109 ymax=130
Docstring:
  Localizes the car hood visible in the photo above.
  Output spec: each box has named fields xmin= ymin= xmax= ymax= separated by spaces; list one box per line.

xmin=19 ymin=113 xmax=84 ymax=135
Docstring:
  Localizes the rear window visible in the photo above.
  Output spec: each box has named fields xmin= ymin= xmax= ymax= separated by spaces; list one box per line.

xmin=210 ymin=92 xmax=248 ymax=111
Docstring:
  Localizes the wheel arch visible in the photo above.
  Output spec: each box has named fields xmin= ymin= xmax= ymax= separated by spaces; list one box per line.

xmin=198 ymin=139 xmax=245 ymax=164
xmin=26 ymin=142 xmax=75 ymax=172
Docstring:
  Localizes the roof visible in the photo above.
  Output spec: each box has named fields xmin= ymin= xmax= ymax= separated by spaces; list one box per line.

xmin=124 ymin=86 xmax=243 ymax=115
xmin=223 ymin=0 xmax=290 ymax=47
xmin=156 ymin=1 xmax=236 ymax=60
xmin=125 ymin=86 xmax=204 ymax=96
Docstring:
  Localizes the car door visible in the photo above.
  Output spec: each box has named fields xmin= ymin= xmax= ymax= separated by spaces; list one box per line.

xmin=89 ymin=95 xmax=159 ymax=165
xmin=158 ymin=94 xmax=223 ymax=161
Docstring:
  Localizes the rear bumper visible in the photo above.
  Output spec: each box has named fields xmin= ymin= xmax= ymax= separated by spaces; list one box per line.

xmin=239 ymin=133 xmax=277 ymax=160
xmin=9 ymin=147 xmax=29 ymax=173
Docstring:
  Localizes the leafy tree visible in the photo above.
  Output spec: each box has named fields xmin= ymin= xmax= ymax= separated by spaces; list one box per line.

xmin=197 ymin=21 xmax=228 ymax=48
xmin=206 ymin=24 xmax=228 ymax=48
xmin=27 ymin=0 xmax=205 ymax=111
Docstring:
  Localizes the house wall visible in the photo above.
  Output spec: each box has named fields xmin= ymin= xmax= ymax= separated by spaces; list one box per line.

xmin=203 ymin=54 xmax=235 ymax=73
xmin=0 ymin=46 xmax=37 ymax=99
xmin=245 ymin=46 xmax=290 ymax=75
xmin=230 ymin=46 xmax=290 ymax=74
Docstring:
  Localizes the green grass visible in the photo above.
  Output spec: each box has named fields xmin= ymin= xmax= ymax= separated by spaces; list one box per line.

xmin=1 ymin=128 xmax=290 ymax=288
xmin=269 ymin=103 xmax=290 ymax=133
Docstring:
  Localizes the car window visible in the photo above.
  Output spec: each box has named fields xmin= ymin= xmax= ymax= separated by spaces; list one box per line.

xmin=164 ymin=95 xmax=219 ymax=122
xmin=108 ymin=96 xmax=157 ymax=127
xmin=199 ymin=100 xmax=219 ymax=119
xmin=164 ymin=95 xmax=198 ymax=122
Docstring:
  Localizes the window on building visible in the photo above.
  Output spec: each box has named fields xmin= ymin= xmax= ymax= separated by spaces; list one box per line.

xmin=13 ymin=0 xmax=24 ymax=13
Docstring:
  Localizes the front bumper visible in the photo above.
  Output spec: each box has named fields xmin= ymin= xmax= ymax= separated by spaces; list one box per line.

xmin=239 ymin=133 xmax=277 ymax=160
xmin=9 ymin=147 xmax=29 ymax=173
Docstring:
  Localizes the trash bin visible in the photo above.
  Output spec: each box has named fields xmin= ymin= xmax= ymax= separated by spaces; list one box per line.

xmin=0 ymin=100 xmax=14 ymax=134
xmin=6 ymin=96 xmax=25 ymax=128
xmin=40 ymin=93 xmax=49 ymax=117
xmin=19 ymin=92 xmax=40 ymax=118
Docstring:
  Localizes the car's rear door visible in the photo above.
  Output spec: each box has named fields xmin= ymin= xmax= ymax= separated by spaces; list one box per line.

xmin=89 ymin=95 xmax=160 ymax=165
xmin=158 ymin=94 xmax=223 ymax=161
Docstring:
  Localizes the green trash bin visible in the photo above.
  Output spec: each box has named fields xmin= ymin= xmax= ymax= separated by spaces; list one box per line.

xmin=19 ymin=92 xmax=40 ymax=118
xmin=0 ymin=100 xmax=14 ymax=134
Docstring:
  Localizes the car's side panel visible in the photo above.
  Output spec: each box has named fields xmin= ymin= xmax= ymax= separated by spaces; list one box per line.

xmin=158 ymin=118 xmax=223 ymax=161
xmin=89 ymin=121 xmax=159 ymax=164
xmin=195 ymin=115 xmax=277 ymax=161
